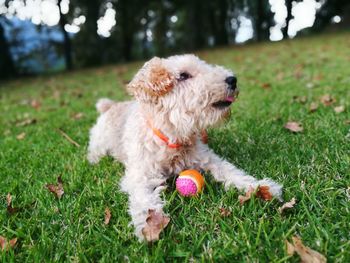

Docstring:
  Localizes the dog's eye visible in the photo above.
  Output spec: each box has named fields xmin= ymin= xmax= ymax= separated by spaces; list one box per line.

xmin=179 ymin=72 xmax=192 ymax=81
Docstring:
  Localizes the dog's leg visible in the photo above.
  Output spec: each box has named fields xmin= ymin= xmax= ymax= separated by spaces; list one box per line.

xmin=120 ymin=168 xmax=168 ymax=240
xmin=196 ymin=144 xmax=282 ymax=200
xmin=87 ymin=140 xmax=107 ymax=164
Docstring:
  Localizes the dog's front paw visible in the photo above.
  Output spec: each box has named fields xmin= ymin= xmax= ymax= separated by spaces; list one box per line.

xmin=256 ymin=178 xmax=283 ymax=201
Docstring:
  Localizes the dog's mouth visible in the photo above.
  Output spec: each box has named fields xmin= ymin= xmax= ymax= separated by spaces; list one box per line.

xmin=212 ymin=96 xmax=236 ymax=109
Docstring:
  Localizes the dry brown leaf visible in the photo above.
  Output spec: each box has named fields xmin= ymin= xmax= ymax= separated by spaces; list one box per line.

xmin=320 ymin=94 xmax=335 ymax=106
xmin=256 ymin=185 xmax=273 ymax=201
xmin=6 ymin=193 xmax=12 ymax=207
xmin=0 ymin=236 xmax=17 ymax=251
xmin=293 ymin=96 xmax=307 ymax=104
xmin=46 ymin=176 xmax=64 ymax=199
xmin=219 ymin=207 xmax=231 ymax=217
xmin=309 ymin=102 xmax=319 ymax=113
xmin=16 ymin=118 xmax=37 ymax=127
xmin=334 ymin=105 xmax=345 ymax=113
xmin=6 ymin=193 xmax=18 ymax=214
xmin=313 ymin=74 xmax=324 ymax=81
xmin=72 ymin=112 xmax=84 ymax=120
xmin=287 ymin=236 xmax=327 ymax=263
xmin=261 ymin=83 xmax=271 ymax=89
xmin=286 ymin=240 xmax=295 ymax=256
xmin=278 ymin=198 xmax=296 ymax=213
xmin=238 ymin=186 xmax=254 ymax=205
xmin=294 ymin=64 xmax=304 ymax=79
xmin=142 ymin=209 xmax=170 ymax=242
xmin=104 ymin=207 xmax=111 ymax=225
xmin=31 ymin=99 xmax=41 ymax=110
xmin=284 ymin=122 xmax=303 ymax=133
xmin=16 ymin=132 xmax=26 ymax=140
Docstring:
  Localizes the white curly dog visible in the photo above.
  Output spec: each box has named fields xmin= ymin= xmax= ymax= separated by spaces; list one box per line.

xmin=87 ymin=55 xmax=282 ymax=241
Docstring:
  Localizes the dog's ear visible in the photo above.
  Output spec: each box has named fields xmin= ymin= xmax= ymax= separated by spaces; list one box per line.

xmin=127 ymin=57 xmax=175 ymax=101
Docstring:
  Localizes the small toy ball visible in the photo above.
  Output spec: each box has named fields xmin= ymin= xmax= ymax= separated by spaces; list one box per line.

xmin=176 ymin=169 xmax=205 ymax=197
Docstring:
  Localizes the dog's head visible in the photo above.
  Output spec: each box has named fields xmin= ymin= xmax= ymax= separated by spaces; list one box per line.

xmin=127 ymin=55 xmax=239 ymax=136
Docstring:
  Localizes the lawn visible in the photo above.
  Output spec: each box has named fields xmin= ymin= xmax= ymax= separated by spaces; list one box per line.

xmin=0 ymin=32 xmax=349 ymax=262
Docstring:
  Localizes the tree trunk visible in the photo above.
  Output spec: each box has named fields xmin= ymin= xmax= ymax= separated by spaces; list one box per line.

xmin=256 ymin=0 xmax=264 ymax=41
xmin=186 ymin=0 xmax=205 ymax=50
xmin=57 ymin=0 xmax=73 ymax=70
xmin=76 ymin=0 xmax=102 ymax=66
xmin=283 ymin=0 xmax=292 ymax=39
xmin=0 ymin=17 xmax=16 ymax=79
xmin=216 ymin=0 xmax=229 ymax=45
xmin=119 ymin=0 xmax=133 ymax=61
xmin=154 ymin=1 xmax=168 ymax=56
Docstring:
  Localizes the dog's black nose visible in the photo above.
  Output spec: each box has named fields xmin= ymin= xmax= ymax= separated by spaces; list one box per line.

xmin=225 ymin=76 xmax=237 ymax=85
xmin=225 ymin=76 xmax=237 ymax=90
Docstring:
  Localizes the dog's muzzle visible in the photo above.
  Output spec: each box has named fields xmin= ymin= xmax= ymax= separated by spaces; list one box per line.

xmin=212 ymin=76 xmax=239 ymax=109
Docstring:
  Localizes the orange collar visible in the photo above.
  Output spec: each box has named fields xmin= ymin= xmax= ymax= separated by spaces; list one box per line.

xmin=147 ymin=119 xmax=182 ymax=149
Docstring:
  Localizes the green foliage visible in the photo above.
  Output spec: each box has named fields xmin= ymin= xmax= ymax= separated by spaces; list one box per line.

xmin=0 ymin=33 xmax=349 ymax=261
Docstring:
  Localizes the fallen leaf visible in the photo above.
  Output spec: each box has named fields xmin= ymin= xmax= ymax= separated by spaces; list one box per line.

xmin=256 ymin=185 xmax=273 ymax=201
xmin=219 ymin=207 xmax=231 ymax=217
xmin=72 ymin=112 xmax=84 ymax=120
xmin=278 ymin=198 xmax=296 ymax=213
xmin=0 ymin=236 xmax=17 ymax=251
xmin=294 ymin=64 xmax=304 ymax=79
xmin=261 ymin=83 xmax=271 ymax=89
xmin=286 ymin=240 xmax=295 ymax=256
xmin=320 ymin=94 xmax=335 ymax=106
xmin=31 ymin=99 xmax=41 ymax=110
xmin=313 ymin=74 xmax=323 ymax=81
xmin=104 ymin=207 xmax=111 ymax=225
xmin=142 ymin=209 xmax=170 ymax=242
xmin=46 ymin=176 xmax=64 ymax=199
xmin=6 ymin=193 xmax=12 ymax=206
xmin=6 ymin=193 xmax=19 ymax=215
xmin=16 ymin=132 xmax=26 ymax=140
xmin=309 ymin=102 xmax=319 ymax=112
xmin=16 ymin=118 xmax=37 ymax=127
xmin=286 ymin=236 xmax=326 ymax=263
xmin=344 ymin=120 xmax=350 ymax=125
xmin=284 ymin=122 xmax=303 ymax=133
xmin=334 ymin=105 xmax=345 ymax=113
xmin=293 ymin=96 xmax=307 ymax=104
xmin=238 ymin=186 xmax=254 ymax=205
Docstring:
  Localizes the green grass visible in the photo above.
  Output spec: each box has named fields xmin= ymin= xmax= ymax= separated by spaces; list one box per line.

xmin=1 ymin=32 xmax=349 ymax=262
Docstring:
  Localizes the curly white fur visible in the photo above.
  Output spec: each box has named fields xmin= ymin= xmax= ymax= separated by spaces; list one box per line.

xmin=87 ymin=54 xmax=283 ymax=240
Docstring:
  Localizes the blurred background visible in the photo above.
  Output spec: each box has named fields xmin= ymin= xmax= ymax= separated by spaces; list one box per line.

xmin=0 ymin=0 xmax=349 ymax=79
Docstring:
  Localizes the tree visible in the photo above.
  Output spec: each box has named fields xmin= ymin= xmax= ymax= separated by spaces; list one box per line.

xmin=57 ymin=0 xmax=73 ymax=70
xmin=254 ymin=0 xmax=274 ymax=41
xmin=282 ymin=0 xmax=293 ymax=39
xmin=72 ymin=0 xmax=104 ymax=67
xmin=210 ymin=0 xmax=229 ymax=46
xmin=0 ymin=16 xmax=16 ymax=79
xmin=313 ymin=0 xmax=349 ymax=32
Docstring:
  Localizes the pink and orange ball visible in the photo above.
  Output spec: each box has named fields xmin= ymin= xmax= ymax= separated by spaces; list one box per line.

xmin=176 ymin=170 xmax=205 ymax=196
